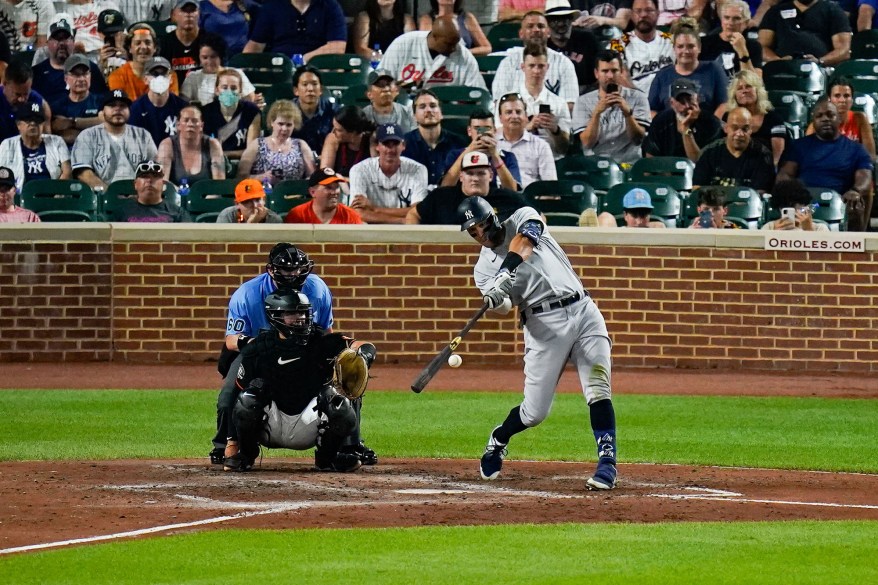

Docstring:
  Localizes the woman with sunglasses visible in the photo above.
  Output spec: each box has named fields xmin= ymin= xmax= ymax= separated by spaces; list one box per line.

xmin=237 ymin=100 xmax=315 ymax=184
xmin=725 ymin=69 xmax=787 ymax=166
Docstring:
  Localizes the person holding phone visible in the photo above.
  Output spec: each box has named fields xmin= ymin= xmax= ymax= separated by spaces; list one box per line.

xmin=441 ymin=108 xmax=522 ymax=191
xmin=507 ymin=42 xmax=571 ymax=160
xmin=572 ymin=49 xmax=650 ymax=165
xmin=687 ymin=187 xmax=741 ymax=229
xmin=761 ymin=179 xmax=829 ymax=231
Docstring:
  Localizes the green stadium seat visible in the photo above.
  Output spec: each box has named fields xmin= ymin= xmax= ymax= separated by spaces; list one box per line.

xmin=228 ymin=53 xmax=294 ymax=91
xmin=475 ymin=54 xmax=505 ymax=89
xmin=555 ymin=154 xmax=624 ymax=194
xmin=767 ymin=90 xmax=809 ymax=139
xmin=523 ymin=180 xmax=598 ymax=226
xmin=267 ymin=180 xmax=310 ymax=216
xmin=486 ymin=21 xmax=522 ymax=52
xmin=429 ymin=85 xmax=493 ymax=136
xmin=186 ymin=179 xmax=238 ymax=222
xmin=852 ymin=31 xmax=878 ymax=60
xmin=307 ymin=54 xmax=370 ymax=100
xmin=762 ymin=60 xmax=826 ymax=106
xmin=630 ymin=156 xmax=694 ymax=192
xmin=101 ymin=179 xmax=179 ymax=221
xmin=20 ymin=179 xmax=98 ymax=222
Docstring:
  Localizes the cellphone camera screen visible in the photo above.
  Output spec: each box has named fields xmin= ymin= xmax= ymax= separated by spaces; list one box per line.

xmin=699 ymin=210 xmax=713 ymax=228
xmin=476 ymin=126 xmax=490 ymax=135
xmin=539 ymin=104 xmax=551 ymax=114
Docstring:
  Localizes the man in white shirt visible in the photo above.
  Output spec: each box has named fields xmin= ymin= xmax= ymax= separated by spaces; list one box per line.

xmin=491 ymin=11 xmax=579 ymax=113
xmin=609 ymin=0 xmax=674 ymax=94
xmin=506 ymin=41 xmax=571 ymax=160
xmin=379 ymin=15 xmax=486 ymax=91
xmin=496 ymin=93 xmax=557 ymax=188
xmin=0 ymin=0 xmax=56 ymax=51
xmin=348 ymin=123 xmax=429 ymax=224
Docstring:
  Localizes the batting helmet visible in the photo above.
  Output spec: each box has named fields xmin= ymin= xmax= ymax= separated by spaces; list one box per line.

xmin=266 ymin=243 xmax=314 ymax=289
xmin=457 ymin=196 xmax=501 ymax=237
xmin=264 ymin=291 xmax=313 ymax=344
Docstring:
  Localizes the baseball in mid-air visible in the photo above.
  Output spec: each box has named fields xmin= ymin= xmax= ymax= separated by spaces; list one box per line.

xmin=448 ymin=354 xmax=462 ymax=368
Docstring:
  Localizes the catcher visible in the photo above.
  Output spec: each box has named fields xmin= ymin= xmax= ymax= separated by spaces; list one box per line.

xmin=224 ymin=290 xmax=376 ymax=473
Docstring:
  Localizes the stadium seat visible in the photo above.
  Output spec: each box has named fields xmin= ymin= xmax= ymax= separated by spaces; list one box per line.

xmin=603 ymin=182 xmax=681 ymax=228
xmin=228 ymin=53 xmax=294 ymax=91
xmin=429 ymin=85 xmax=493 ymax=135
xmin=808 ymin=188 xmax=848 ymax=231
xmin=486 ymin=21 xmax=522 ymax=52
xmin=185 ymin=179 xmax=238 ymax=222
xmin=307 ymin=54 xmax=370 ymax=99
xmin=767 ymin=91 xmax=809 ymax=139
xmin=102 ymin=180 xmax=179 ymax=221
xmin=267 ymin=179 xmax=310 ymax=216
xmin=475 ymin=54 xmax=505 ymax=89
xmin=832 ymin=60 xmax=878 ymax=97
xmin=852 ymin=30 xmax=878 ymax=60
xmin=762 ymin=60 xmax=826 ymax=106
xmin=19 ymin=179 xmax=98 ymax=222
xmin=555 ymin=154 xmax=624 ymax=195
xmin=523 ymin=180 xmax=597 ymax=226
xmin=685 ymin=186 xmax=764 ymax=229
xmin=852 ymin=92 xmax=878 ymax=126
xmin=630 ymin=156 xmax=694 ymax=192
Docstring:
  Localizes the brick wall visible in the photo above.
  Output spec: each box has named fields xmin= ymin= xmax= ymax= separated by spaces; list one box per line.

xmin=2 ymin=225 xmax=877 ymax=372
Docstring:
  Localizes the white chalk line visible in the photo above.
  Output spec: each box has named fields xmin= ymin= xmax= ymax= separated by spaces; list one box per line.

xmin=646 ymin=494 xmax=878 ymax=510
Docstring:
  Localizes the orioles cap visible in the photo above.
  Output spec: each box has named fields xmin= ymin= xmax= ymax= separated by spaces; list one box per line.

xmin=235 ymin=178 xmax=265 ymax=203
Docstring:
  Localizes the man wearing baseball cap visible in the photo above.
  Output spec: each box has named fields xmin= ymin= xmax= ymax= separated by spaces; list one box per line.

xmin=0 ymin=60 xmax=52 ymax=142
xmin=216 ymin=178 xmax=284 ymax=224
xmin=71 ymin=89 xmax=158 ymax=189
xmin=108 ymin=23 xmax=180 ymax=100
xmin=0 ymin=166 xmax=40 ymax=223
xmin=406 ymin=151 xmax=528 ymax=225
xmin=285 ymin=167 xmax=363 ymax=224
xmin=595 ymin=186 xmax=667 ymax=228
xmin=97 ymin=9 xmax=128 ymax=76
xmin=642 ymin=77 xmax=722 ymax=161
xmin=129 ymin=56 xmax=189 ymax=146
xmin=33 ymin=13 xmax=110 ymax=106
xmin=115 ymin=160 xmax=191 ymax=222
xmin=348 ymin=123 xmax=428 ymax=224
xmin=49 ymin=54 xmax=107 ymax=146
xmin=0 ymin=102 xmax=72 ymax=190
xmin=160 ymin=0 xmax=204 ymax=85
xmin=362 ymin=69 xmax=415 ymax=133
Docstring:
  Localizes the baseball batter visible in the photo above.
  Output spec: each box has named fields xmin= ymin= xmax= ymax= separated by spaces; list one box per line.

xmin=226 ymin=291 xmax=376 ymax=473
xmin=211 ymin=243 xmax=376 ymax=469
xmin=458 ymin=196 xmax=618 ymax=490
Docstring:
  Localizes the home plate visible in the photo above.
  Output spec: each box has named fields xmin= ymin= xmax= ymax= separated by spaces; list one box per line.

xmin=395 ymin=488 xmax=474 ymax=495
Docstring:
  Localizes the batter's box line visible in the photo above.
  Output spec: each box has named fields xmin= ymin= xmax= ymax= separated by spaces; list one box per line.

xmin=646 ymin=493 xmax=878 ymax=510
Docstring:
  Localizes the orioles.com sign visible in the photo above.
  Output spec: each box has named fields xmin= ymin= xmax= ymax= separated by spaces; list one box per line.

xmin=764 ymin=233 xmax=866 ymax=252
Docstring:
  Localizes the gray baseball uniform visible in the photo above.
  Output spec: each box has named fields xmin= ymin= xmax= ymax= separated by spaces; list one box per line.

xmin=71 ymin=125 xmax=158 ymax=184
xmin=470 ymin=204 xmax=618 ymax=490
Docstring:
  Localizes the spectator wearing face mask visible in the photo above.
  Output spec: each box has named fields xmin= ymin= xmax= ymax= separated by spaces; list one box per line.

xmin=128 ymin=57 xmax=190 ymax=147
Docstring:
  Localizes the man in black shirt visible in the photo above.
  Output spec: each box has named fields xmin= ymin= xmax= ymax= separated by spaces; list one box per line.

xmin=700 ymin=0 xmax=763 ymax=79
xmin=547 ymin=1 xmax=600 ymax=92
xmin=693 ymin=107 xmax=776 ymax=192
xmin=159 ymin=0 xmax=204 ymax=85
xmin=642 ymin=79 xmax=723 ymax=161
xmin=405 ymin=151 xmax=528 ymax=224
xmin=758 ymin=0 xmax=852 ymax=65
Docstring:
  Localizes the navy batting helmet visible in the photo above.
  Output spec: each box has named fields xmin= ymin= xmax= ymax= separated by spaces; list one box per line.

xmin=267 ymin=243 xmax=314 ymax=289
xmin=264 ymin=291 xmax=313 ymax=344
xmin=457 ymin=195 xmax=501 ymax=239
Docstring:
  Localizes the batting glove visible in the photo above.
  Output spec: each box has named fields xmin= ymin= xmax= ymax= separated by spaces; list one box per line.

xmin=483 ymin=269 xmax=513 ymax=309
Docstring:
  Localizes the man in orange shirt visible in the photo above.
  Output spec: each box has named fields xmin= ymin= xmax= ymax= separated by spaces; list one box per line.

xmin=285 ymin=167 xmax=363 ymax=224
xmin=108 ymin=23 xmax=179 ymax=100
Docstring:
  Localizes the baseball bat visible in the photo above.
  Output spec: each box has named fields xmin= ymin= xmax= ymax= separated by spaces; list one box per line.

xmin=411 ymin=301 xmax=490 ymax=393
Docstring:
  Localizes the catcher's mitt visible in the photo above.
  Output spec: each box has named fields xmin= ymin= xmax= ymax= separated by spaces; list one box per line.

xmin=333 ymin=348 xmax=369 ymax=399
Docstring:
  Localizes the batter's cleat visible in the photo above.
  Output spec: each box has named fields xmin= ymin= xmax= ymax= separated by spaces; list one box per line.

xmin=479 ymin=428 xmax=507 ymax=480
xmin=209 ymin=447 xmax=225 ymax=465
xmin=341 ymin=441 xmax=378 ymax=466
xmin=586 ymin=460 xmax=617 ymax=490
xmin=315 ymin=450 xmax=362 ymax=473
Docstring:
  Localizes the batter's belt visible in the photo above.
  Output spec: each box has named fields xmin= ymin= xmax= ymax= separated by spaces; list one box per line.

xmin=521 ymin=290 xmax=587 ymax=324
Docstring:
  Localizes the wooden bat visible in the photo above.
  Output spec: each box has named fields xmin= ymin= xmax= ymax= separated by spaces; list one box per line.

xmin=411 ymin=301 xmax=490 ymax=393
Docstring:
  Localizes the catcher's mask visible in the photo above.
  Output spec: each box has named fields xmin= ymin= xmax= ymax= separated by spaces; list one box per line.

xmin=264 ymin=291 xmax=313 ymax=344
xmin=457 ymin=196 xmax=502 ymax=245
xmin=267 ymin=242 xmax=314 ymax=289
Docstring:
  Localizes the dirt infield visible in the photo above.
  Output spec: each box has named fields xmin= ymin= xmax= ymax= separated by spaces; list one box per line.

xmin=2 ymin=364 xmax=877 ymax=555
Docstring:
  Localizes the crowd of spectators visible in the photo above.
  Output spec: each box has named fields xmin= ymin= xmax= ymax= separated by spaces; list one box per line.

xmin=0 ymin=0 xmax=875 ymax=231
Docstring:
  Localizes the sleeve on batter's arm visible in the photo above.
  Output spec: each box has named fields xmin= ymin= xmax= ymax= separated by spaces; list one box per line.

xmin=516 ymin=218 xmax=544 ymax=247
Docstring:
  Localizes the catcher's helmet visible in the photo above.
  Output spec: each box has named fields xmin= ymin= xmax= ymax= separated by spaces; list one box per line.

xmin=267 ymin=242 xmax=314 ymax=289
xmin=264 ymin=291 xmax=313 ymax=344
xmin=457 ymin=196 xmax=501 ymax=240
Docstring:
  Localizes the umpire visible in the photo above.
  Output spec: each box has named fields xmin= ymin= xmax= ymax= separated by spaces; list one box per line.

xmin=211 ymin=243 xmax=376 ymax=468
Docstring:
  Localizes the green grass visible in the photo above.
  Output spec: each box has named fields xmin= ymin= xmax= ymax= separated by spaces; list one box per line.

xmin=1 ymin=390 xmax=876 ymax=472
xmin=2 ymin=521 xmax=877 ymax=584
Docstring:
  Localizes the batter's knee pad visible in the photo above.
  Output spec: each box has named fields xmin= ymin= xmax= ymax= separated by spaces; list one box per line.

xmin=317 ymin=386 xmax=357 ymax=438
xmin=357 ymin=343 xmax=377 ymax=368
xmin=233 ymin=391 xmax=268 ymax=438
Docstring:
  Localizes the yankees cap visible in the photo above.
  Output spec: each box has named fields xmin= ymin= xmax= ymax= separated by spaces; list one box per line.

xmin=622 ymin=188 xmax=654 ymax=210
xmin=103 ymin=89 xmax=132 ymax=107
xmin=145 ymin=56 xmax=172 ymax=75
xmin=235 ymin=178 xmax=266 ymax=203
xmin=0 ymin=166 xmax=16 ymax=187
xmin=461 ymin=151 xmax=492 ymax=170
xmin=376 ymin=123 xmax=404 ymax=143
xmin=49 ymin=13 xmax=74 ymax=38
xmin=14 ymin=102 xmax=45 ymax=123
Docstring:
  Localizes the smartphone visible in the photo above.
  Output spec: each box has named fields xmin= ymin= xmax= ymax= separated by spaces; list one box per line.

xmin=699 ymin=209 xmax=713 ymax=228
xmin=781 ymin=207 xmax=797 ymax=223
xmin=605 ymin=83 xmax=619 ymax=94
xmin=539 ymin=104 xmax=551 ymax=114
xmin=476 ymin=126 xmax=491 ymax=135
xmin=104 ymin=36 xmax=115 ymax=48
